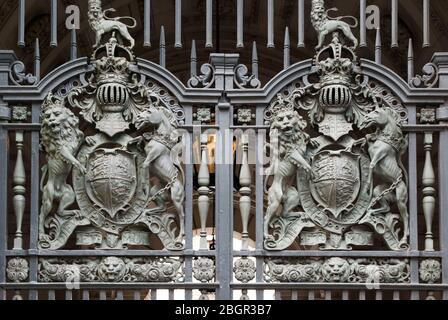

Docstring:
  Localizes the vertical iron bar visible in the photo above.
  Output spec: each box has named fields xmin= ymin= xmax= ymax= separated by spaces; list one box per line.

xmin=50 ymin=0 xmax=58 ymax=47
xmin=297 ymin=0 xmax=304 ymax=47
xmin=267 ymin=0 xmax=274 ymax=48
xmin=307 ymin=290 xmax=315 ymax=300
xmin=18 ymin=0 xmax=25 ymax=47
xmin=439 ymin=105 xmax=448 ymax=300
xmin=185 ymin=106 xmax=193 ymax=300
xmin=423 ymin=0 xmax=430 ymax=48
xmin=175 ymin=0 xmax=182 ymax=48
xmin=391 ymin=0 xmax=398 ymax=48
xmin=70 ymin=28 xmax=77 ymax=61
xmin=0 ymin=104 xmax=9 ymax=300
xmin=34 ymin=38 xmax=40 ymax=82
xmin=215 ymin=97 xmax=233 ymax=300
xmin=252 ymin=42 xmax=259 ymax=80
xmin=206 ymin=0 xmax=213 ymax=48
xmin=360 ymin=0 xmax=367 ymax=47
xmin=27 ymin=102 xmax=41 ymax=300
xmin=144 ymin=0 xmax=151 ymax=47
xmin=48 ymin=290 xmax=55 ymax=300
xmin=375 ymin=28 xmax=382 ymax=64
xmin=408 ymin=106 xmax=420 ymax=287
xmin=237 ymin=0 xmax=244 ymax=48
xmin=159 ymin=26 xmax=166 ymax=68
xmin=255 ymin=107 xmax=265 ymax=300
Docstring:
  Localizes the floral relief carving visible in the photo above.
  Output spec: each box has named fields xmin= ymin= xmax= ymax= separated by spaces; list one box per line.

xmin=193 ymin=258 xmax=215 ymax=283
xmin=233 ymin=258 xmax=256 ymax=283
xmin=6 ymin=258 xmax=29 ymax=283
xmin=420 ymin=259 xmax=442 ymax=284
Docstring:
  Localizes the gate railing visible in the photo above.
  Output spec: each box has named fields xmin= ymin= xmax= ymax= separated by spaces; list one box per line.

xmin=1 ymin=0 xmax=448 ymax=300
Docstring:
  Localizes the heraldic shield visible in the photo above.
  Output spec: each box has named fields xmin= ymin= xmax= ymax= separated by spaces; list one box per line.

xmin=310 ymin=150 xmax=361 ymax=219
xmin=86 ymin=148 xmax=137 ymax=219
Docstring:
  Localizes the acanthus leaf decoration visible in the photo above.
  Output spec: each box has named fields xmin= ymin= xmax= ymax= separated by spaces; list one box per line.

xmin=264 ymin=258 xmax=410 ymax=283
xmin=38 ymin=257 xmax=183 ymax=283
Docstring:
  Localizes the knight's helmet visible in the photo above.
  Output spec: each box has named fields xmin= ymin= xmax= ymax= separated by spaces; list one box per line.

xmin=315 ymin=35 xmax=357 ymax=114
xmin=88 ymin=0 xmax=102 ymax=13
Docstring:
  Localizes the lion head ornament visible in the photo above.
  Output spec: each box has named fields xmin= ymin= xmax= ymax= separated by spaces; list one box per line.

xmin=321 ymin=257 xmax=352 ymax=282
xmin=98 ymin=257 xmax=127 ymax=282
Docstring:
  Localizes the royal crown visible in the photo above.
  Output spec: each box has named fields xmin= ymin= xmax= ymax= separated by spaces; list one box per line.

xmin=269 ymin=93 xmax=296 ymax=118
xmin=88 ymin=0 xmax=102 ymax=11
xmin=42 ymin=92 xmax=64 ymax=111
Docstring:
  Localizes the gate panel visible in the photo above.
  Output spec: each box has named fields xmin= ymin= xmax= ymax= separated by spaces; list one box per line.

xmin=1 ymin=0 xmax=448 ymax=300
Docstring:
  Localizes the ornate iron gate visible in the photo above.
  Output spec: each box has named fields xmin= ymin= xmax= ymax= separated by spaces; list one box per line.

xmin=0 ymin=0 xmax=447 ymax=300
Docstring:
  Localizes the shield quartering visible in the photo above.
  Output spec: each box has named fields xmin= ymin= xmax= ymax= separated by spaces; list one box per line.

xmin=86 ymin=148 xmax=137 ymax=219
xmin=310 ymin=150 xmax=361 ymax=219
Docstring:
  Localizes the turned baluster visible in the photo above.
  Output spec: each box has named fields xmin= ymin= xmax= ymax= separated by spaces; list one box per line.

xmin=239 ymin=134 xmax=251 ymax=250
xmin=13 ymin=130 xmax=25 ymax=250
xmin=198 ymin=134 xmax=210 ymax=250
xmin=422 ymin=132 xmax=436 ymax=251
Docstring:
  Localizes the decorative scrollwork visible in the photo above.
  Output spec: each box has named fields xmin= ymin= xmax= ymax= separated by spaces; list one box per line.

xmin=410 ymin=63 xmax=439 ymax=88
xmin=265 ymin=258 xmax=410 ymax=283
xmin=9 ymin=61 xmax=37 ymax=86
xmin=6 ymin=258 xmax=29 ymax=283
xmin=234 ymin=64 xmax=261 ymax=89
xmin=38 ymin=257 xmax=184 ymax=282
xmin=193 ymin=258 xmax=215 ymax=283
xmin=233 ymin=258 xmax=256 ymax=283
xmin=188 ymin=63 xmax=215 ymax=88
xmin=419 ymin=259 xmax=442 ymax=284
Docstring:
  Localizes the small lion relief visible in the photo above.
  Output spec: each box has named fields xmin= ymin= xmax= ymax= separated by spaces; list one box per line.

xmin=38 ymin=2 xmax=186 ymax=251
xmin=263 ymin=0 xmax=409 ymax=251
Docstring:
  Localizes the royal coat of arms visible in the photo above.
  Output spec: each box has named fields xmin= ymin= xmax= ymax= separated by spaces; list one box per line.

xmin=38 ymin=0 xmax=185 ymax=250
xmin=264 ymin=0 xmax=410 ymax=251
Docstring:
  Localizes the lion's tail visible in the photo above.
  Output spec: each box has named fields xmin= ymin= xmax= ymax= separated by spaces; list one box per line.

xmin=103 ymin=9 xmax=137 ymax=28
xmin=326 ymin=8 xmax=359 ymax=28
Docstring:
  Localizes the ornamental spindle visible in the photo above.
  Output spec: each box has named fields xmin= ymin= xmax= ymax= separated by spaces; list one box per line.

xmin=422 ymin=132 xmax=436 ymax=251
xmin=198 ymin=134 xmax=210 ymax=250
xmin=12 ymin=124 xmax=26 ymax=250
xmin=283 ymin=27 xmax=290 ymax=69
xmin=239 ymin=134 xmax=251 ymax=250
